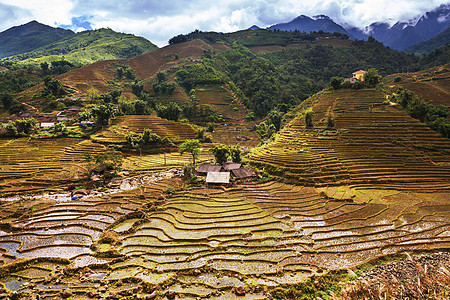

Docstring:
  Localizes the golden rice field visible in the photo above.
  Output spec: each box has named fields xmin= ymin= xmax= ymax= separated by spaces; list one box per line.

xmin=0 ymin=87 xmax=448 ymax=299
xmin=91 ymin=115 xmax=198 ymax=144
xmin=0 ymin=178 xmax=447 ymax=299
xmin=248 ymin=89 xmax=450 ymax=190
xmin=0 ymin=138 xmax=107 ymax=196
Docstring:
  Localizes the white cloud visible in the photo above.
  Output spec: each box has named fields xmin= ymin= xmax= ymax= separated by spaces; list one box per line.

xmin=0 ymin=0 xmax=448 ymax=46
xmin=0 ymin=0 xmax=73 ymax=27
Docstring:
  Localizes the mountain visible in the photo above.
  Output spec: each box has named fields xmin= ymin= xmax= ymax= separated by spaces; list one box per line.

xmin=267 ymin=4 xmax=449 ymax=51
xmin=248 ymin=25 xmax=260 ymax=30
xmin=0 ymin=21 xmax=74 ymax=59
xmin=405 ymin=27 xmax=450 ymax=56
xmin=363 ymin=4 xmax=449 ymax=50
xmin=1 ymin=28 xmax=158 ymax=68
xmin=267 ymin=15 xmax=349 ymax=36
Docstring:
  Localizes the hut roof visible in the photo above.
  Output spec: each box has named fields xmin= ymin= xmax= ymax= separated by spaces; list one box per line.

xmin=206 ymin=172 xmax=230 ymax=184
xmin=232 ymin=167 xmax=256 ymax=179
xmin=196 ymin=164 xmax=222 ymax=173
xmin=222 ymin=162 xmax=242 ymax=171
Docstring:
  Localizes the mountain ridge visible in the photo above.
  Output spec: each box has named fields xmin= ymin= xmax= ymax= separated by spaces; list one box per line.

xmin=0 ymin=20 xmax=74 ymax=59
xmin=0 ymin=26 xmax=158 ymax=68
xmin=267 ymin=4 xmax=450 ymax=51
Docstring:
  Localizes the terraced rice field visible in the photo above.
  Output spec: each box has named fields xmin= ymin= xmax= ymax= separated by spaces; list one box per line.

xmin=123 ymin=149 xmax=213 ymax=174
xmin=0 ymin=178 xmax=447 ymax=299
xmin=91 ymin=115 xmax=198 ymax=144
xmin=195 ymin=84 xmax=249 ymax=122
xmin=0 ymin=138 xmax=107 ymax=195
xmin=386 ymin=64 xmax=450 ymax=108
xmin=248 ymin=88 xmax=450 ymax=190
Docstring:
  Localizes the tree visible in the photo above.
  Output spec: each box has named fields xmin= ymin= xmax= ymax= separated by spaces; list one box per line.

xmin=326 ymin=114 xmax=335 ymax=128
xmin=179 ymin=139 xmax=201 ymax=165
xmin=134 ymin=99 xmax=147 ymax=115
xmin=126 ymin=129 xmax=162 ymax=155
xmin=156 ymin=102 xmax=181 ymax=121
xmin=210 ymin=144 xmax=230 ymax=164
xmin=84 ymin=151 xmax=123 ymax=182
xmin=305 ymin=110 xmax=314 ymax=128
xmin=328 ymin=77 xmax=344 ymax=90
xmin=14 ymin=118 xmax=37 ymax=135
xmin=41 ymin=76 xmax=67 ymax=98
xmin=363 ymin=68 xmax=381 ymax=87
xmin=156 ymin=71 xmax=167 ymax=83
xmin=91 ymin=103 xmax=116 ymax=126
xmin=230 ymin=146 xmax=242 ymax=163
xmin=268 ymin=109 xmax=284 ymax=131
xmin=0 ymin=92 xmax=13 ymax=109
xmin=87 ymin=88 xmax=99 ymax=102
xmin=161 ymin=136 xmax=175 ymax=165
xmin=40 ymin=62 xmax=49 ymax=74
xmin=256 ymin=122 xmax=276 ymax=141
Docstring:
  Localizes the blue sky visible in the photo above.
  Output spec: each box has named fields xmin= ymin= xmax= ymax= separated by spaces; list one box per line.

xmin=0 ymin=0 xmax=448 ymax=46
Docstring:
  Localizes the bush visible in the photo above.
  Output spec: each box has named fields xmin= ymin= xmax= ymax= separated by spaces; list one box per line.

xmin=305 ymin=110 xmax=314 ymax=128
xmin=363 ymin=68 xmax=381 ymax=87
xmin=327 ymin=115 xmax=335 ymax=128
xmin=210 ymin=144 xmax=230 ymax=164
xmin=328 ymin=77 xmax=344 ymax=90
xmin=156 ymin=102 xmax=181 ymax=121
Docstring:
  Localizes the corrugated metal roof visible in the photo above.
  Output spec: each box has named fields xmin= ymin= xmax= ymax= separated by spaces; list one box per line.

xmin=232 ymin=167 xmax=256 ymax=179
xmin=197 ymin=164 xmax=222 ymax=173
xmin=206 ymin=172 xmax=230 ymax=184
xmin=222 ymin=162 xmax=242 ymax=171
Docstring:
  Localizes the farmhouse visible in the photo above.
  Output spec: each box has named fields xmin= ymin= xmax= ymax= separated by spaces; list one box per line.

xmin=40 ymin=122 xmax=55 ymax=128
xmin=222 ymin=162 xmax=241 ymax=171
xmin=352 ymin=70 xmax=366 ymax=81
xmin=206 ymin=171 xmax=230 ymax=187
xmin=232 ymin=167 xmax=256 ymax=179
xmin=196 ymin=164 xmax=222 ymax=175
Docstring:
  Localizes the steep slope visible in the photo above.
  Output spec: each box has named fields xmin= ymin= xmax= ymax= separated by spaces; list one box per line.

xmin=384 ymin=63 xmax=450 ymax=107
xmin=14 ymin=39 xmax=230 ymax=104
xmin=0 ymin=21 xmax=74 ymax=59
xmin=1 ymin=28 xmax=157 ymax=68
xmin=248 ymin=88 xmax=450 ymax=190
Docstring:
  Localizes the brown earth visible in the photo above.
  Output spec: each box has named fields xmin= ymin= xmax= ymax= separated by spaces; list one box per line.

xmin=342 ymin=252 xmax=450 ymax=300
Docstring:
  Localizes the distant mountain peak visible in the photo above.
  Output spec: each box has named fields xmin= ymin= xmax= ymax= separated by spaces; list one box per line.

xmin=248 ymin=25 xmax=260 ymax=30
xmin=0 ymin=20 xmax=74 ymax=59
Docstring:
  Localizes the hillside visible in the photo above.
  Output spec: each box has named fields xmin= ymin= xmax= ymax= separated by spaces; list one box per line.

xmin=384 ymin=63 xmax=450 ymax=107
xmin=406 ymin=28 xmax=450 ymax=56
xmin=169 ymin=28 xmax=349 ymax=47
xmin=248 ymin=88 xmax=450 ymax=190
xmin=0 ymin=30 xmax=449 ymax=300
xmin=1 ymin=28 xmax=157 ymax=68
xmin=0 ymin=21 xmax=74 ymax=59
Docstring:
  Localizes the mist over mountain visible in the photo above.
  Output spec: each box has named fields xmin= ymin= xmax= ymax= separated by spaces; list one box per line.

xmin=268 ymin=4 xmax=450 ymax=52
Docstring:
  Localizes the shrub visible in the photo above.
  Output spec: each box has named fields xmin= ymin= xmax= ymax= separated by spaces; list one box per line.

xmin=210 ymin=144 xmax=230 ymax=164
xmin=329 ymin=77 xmax=344 ymax=90
xmin=327 ymin=115 xmax=335 ymax=128
xmin=305 ymin=110 xmax=314 ymax=128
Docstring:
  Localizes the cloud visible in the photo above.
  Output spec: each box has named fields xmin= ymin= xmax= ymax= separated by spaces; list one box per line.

xmin=0 ymin=3 xmax=31 ymax=32
xmin=0 ymin=0 xmax=449 ymax=46
xmin=59 ymin=15 xmax=93 ymax=31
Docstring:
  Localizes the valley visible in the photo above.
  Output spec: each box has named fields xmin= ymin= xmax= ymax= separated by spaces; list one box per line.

xmin=0 ymin=21 xmax=449 ymax=300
